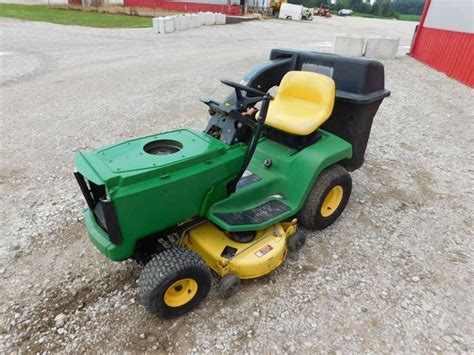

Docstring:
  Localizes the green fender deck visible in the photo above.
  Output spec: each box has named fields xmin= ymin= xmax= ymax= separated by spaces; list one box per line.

xmin=206 ymin=130 xmax=352 ymax=231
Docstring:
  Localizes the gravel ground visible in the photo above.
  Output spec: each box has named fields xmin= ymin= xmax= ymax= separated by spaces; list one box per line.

xmin=1 ymin=16 xmax=473 ymax=353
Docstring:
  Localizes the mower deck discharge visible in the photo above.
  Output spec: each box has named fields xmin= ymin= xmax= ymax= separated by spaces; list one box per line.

xmin=74 ymin=49 xmax=390 ymax=318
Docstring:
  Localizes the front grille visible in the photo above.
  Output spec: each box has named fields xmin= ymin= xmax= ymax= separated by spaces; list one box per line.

xmin=74 ymin=172 xmax=122 ymax=245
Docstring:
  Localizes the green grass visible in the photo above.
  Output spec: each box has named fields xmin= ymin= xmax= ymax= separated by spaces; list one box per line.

xmin=335 ymin=11 xmax=420 ymax=22
xmin=351 ymin=12 xmax=383 ymax=19
xmin=398 ymin=14 xmax=421 ymax=22
xmin=353 ymin=12 xmax=420 ymax=21
xmin=0 ymin=4 xmax=152 ymax=28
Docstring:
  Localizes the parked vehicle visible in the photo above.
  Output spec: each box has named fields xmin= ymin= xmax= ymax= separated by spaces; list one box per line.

xmin=74 ymin=49 xmax=390 ymax=318
xmin=278 ymin=3 xmax=305 ymax=21
xmin=316 ymin=5 xmax=332 ymax=17
xmin=338 ymin=9 xmax=353 ymax=16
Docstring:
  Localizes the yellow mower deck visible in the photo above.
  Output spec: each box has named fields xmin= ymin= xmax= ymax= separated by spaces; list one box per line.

xmin=183 ymin=220 xmax=297 ymax=279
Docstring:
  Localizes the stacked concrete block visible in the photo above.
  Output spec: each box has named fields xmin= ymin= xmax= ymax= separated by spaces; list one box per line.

xmin=183 ymin=14 xmax=192 ymax=28
xmin=333 ymin=35 xmax=365 ymax=57
xmin=204 ymin=12 xmax=216 ymax=25
xmin=215 ymin=13 xmax=226 ymax=25
xmin=166 ymin=15 xmax=177 ymax=31
xmin=197 ymin=12 xmax=205 ymax=26
xmin=154 ymin=11 xmax=227 ymax=34
xmin=152 ymin=17 xmax=160 ymax=33
xmin=163 ymin=17 xmax=176 ymax=33
xmin=189 ymin=14 xmax=201 ymax=28
xmin=365 ymin=37 xmax=400 ymax=59
xmin=154 ymin=17 xmax=175 ymax=34
xmin=175 ymin=15 xmax=189 ymax=31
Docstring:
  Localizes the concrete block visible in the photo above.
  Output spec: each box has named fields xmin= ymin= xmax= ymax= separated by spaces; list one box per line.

xmin=162 ymin=17 xmax=175 ymax=33
xmin=204 ymin=12 xmax=216 ymax=26
xmin=166 ymin=15 xmax=178 ymax=31
xmin=215 ymin=13 xmax=226 ymax=25
xmin=197 ymin=12 xmax=205 ymax=26
xmin=189 ymin=14 xmax=201 ymax=28
xmin=333 ymin=35 xmax=365 ymax=57
xmin=365 ymin=37 xmax=400 ymax=59
xmin=183 ymin=14 xmax=192 ymax=28
xmin=152 ymin=17 xmax=160 ymax=33
xmin=175 ymin=15 xmax=189 ymax=31
xmin=154 ymin=17 xmax=174 ymax=34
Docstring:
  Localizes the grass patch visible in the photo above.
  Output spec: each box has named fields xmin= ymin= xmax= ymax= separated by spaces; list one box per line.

xmin=398 ymin=14 xmax=421 ymax=22
xmin=352 ymin=12 xmax=391 ymax=19
xmin=0 ymin=4 xmax=152 ymax=28
xmin=342 ymin=11 xmax=420 ymax=22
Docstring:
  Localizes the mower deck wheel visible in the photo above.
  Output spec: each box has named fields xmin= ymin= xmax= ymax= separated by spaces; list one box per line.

xmin=288 ymin=231 xmax=306 ymax=252
xmin=138 ymin=247 xmax=211 ymax=318
xmin=218 ymin=274 xmax=241 ymax=298
xmin=298 ymin=164 xmax=352 ymax=230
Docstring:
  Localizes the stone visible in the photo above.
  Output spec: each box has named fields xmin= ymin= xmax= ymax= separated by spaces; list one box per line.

xmin=443 ymin=335 xmax=453 ymax=344
xmin=54 ymin=313 xmax=66 ymax=328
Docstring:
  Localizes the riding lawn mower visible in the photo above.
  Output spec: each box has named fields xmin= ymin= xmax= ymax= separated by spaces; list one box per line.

xmin=74 ymin=49 xmax=390 ymax=318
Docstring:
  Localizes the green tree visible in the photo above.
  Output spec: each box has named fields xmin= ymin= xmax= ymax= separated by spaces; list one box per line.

xmin=371 ymin=3 xmax=379 ymax=14
xmin=380 ymin=2 xmax=392 ymax=16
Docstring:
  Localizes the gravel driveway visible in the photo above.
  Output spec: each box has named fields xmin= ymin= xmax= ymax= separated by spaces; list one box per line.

xmin=0 ymin=15 xmax=472 ymax=353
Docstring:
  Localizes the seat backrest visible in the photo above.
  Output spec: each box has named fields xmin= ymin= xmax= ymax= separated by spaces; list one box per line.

xmin=277 ymin=71 xmax=334 ymax=106
xmin=265 ymin=71 xmax=336 ymax=136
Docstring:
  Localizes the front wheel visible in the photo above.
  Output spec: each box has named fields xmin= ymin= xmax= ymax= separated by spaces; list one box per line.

xmin=298 ymin=165 xmax=352 ymax=230
xmin=138 ymin=247 xmax=212 ymax=318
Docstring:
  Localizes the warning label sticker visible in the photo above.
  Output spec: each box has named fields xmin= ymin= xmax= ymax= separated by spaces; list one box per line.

xmin=255 ymin=244 xmax=273 ymax=258
xmin=237 ymin=170 xmax=261 ymax=190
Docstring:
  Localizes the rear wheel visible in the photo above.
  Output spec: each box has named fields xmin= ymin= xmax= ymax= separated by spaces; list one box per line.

xmin=138 ymin=247 xmax=212 ymax=318
xmin=298 ymin=165 xmax=352 ymax=230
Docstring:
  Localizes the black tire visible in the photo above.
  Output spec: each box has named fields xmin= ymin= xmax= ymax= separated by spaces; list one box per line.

xmin=218 ymin=274 xmax=241 ymax=298
xmin=288 ymin=231 xmax=306 ymax=252
xmin=138 ymin=247 xmax=212 ymax=318
xmin=298 ymin=165 xmax=352 ymax=230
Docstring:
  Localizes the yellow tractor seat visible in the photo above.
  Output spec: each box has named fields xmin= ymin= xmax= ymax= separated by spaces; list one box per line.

xmin=264 ymin=71 xmax=336 ymax=136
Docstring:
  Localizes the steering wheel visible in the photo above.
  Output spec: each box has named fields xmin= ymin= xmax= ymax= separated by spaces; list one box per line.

xmin=220 ymin=79 xmax=271 ymax=109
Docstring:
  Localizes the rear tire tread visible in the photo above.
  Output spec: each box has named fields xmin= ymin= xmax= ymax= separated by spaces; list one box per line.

xmin=298 ymin=164 xmax=352 ymax=230
xmin=138 ymin=247 xmax=211 ymax=318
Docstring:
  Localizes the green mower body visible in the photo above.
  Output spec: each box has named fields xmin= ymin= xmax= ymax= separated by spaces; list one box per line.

xmin=74 ymin=49 xmax=390 ymax=264
xmin=75 ymin=128 xmax=351 ymax=261
xmin=75 ymin=129 xmax=245 ymax=260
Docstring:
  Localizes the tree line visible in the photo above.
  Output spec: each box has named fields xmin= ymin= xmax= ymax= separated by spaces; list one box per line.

xmin=288 ymin=0 xmax=426 ymax=18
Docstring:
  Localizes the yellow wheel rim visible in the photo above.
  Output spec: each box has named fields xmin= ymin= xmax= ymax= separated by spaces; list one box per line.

xmin=164 ymin=278 xmax=198 ymax=308
xmin=320 ymin=185 xmax=344 ymax=217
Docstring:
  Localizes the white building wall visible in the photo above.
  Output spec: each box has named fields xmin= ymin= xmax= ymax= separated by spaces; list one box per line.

xmin=424 ymin=0 xmax=474 ymax=34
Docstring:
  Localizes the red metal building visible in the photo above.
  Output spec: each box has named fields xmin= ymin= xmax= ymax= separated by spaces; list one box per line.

xmin=124 ymin=0 xmax=243 ymax=15
xmin=410 ymin=0 xmax=474 ymax=87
